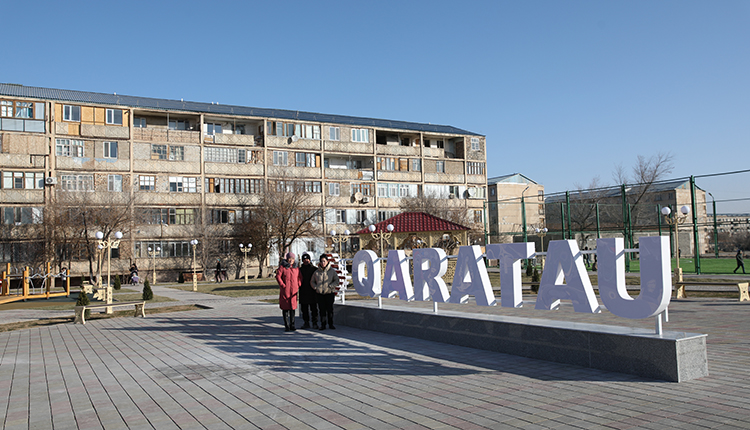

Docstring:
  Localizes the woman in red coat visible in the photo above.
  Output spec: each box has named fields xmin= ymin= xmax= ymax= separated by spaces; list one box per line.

xmin=276 ymin=252 xmax=301 ymax=331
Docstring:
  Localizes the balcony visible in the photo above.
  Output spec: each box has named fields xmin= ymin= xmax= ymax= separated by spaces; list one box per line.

xmin=266 ymin=135 xmax=321 ymax=150
xmin=205 ymin=162 xmax=264 ymax=176
xmin=324 ymin=168 xmax=374 ymax=181
xmin=467 ymin=174 xmax=486 ymax=185
xmin=80 ymin=124 xmax=129 ymax=139
xmin=375 ymin=145 xmax=420 ymax=157
xmin=376 ymin=171 xmax=421 ymax=182
xmin=132 ymin=128 xmax=200 ymax=144
xmin=135 ymin=192 xmax=202 ymax=206
xmin=423 ymin=147 xmax=444 ymax=158
xmin=268 ymin=166 xmax=321 ymax=179
xmin=205 ymin=193 xmax=261 ymax=206
xmin=0 ymin=189 xmax=44 ymax=204
xmin=424 ymin=173 xmax=465 ymax=183
xmin=204 ymin=133 xmax=261 ymax=146
xmin=324 ymin=140 xmax=372 ymax=154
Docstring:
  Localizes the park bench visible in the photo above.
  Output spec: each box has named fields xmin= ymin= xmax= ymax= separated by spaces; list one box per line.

xmin=74 ymin=301 xmax=146 ymax=324
xmin=674 ymin=281 xmax=749 ymax=302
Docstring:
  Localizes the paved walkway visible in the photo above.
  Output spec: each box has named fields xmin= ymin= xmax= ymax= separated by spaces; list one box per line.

xmin=1 ymin=284 xmax=749 ymax=429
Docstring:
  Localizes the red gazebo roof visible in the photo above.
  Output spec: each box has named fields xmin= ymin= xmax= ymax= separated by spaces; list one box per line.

xmin=355 ymin=212 xmax=469 ymax=235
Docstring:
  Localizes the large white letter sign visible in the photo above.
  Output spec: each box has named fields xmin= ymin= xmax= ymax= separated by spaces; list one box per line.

xmin=352 ymin=250 xmax=381 ymax=298
xmin=448 ymin=245 xmax=496 ymax=306
xmin=381 ymin=250 xmax=415 ymax=301
xmin=597 ymin=237 xmax=671 ymax=319
xmin=486 ymin=243 xmax=535 ymax=308
xmin=535 ymin=240 xmax=600 ymax=313
xmin=412 ymin=248 xmax=450 ymax=302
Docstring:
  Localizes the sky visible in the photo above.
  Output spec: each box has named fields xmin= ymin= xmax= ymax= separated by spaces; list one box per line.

xmin=3 ymin=0 xmax=749 ymax=212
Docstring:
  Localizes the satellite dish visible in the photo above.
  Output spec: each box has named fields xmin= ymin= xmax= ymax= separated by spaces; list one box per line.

xmin=467 ymin=187 xmax=477 ymax=197
xmin=291 ymin=135 xmax=299 ymax=143
xmin=354 ymin=192 xmax=363 ymax=202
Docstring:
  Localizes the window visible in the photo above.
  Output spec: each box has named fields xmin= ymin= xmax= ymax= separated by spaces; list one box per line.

xmin=55 ymin=139 xmax=84 ymax=157
xmin=474 ymin=210 xmax=483 ymax=224
xmin=378 ymin=210 xmax=399 ymax=222
xmin=298 ymin=124 xmax=320 ymax=140
xmin=378 ymin=157 xmax=396 ymax=171
xmin=168 ymin=120 xmax=188 ymax=130
xmin=205 ymin=147 xmax=248 ymax=163
xmin=295 ymin=152 xmax=318 ymax=167
xmin=103 ymin=141 xmax=118 ymax=159
xmin=467 ymin=162 xmax=485 ymax=175
xmin=106 ymin=109 xmax=123 ymax=125
xmin=351 ymin=183 xmax=373 ymax=196
xmin=328 ymin=182 xmax=340 ymax=196
xmin=169 ymin=177 xmax=197 ymax=193
xmin=209 ymin=209 xmax=236 ymax=224
xmin=538 ymin=190 xmax=544 ymax=201
xmin=151 ymin=144 xmax=167 ymax=160
xmin=304 ymin=181 xmax=322 ymax=193
xmin=206 ymin=177 xmax=263 ymax=194
xmin=471 ymin=137 xmax=480 ymax=151
xmin=351 ymin=128 xmax=369 ymax=143
xmin=170 ymin=208 xmax=195 ymax=225
xmin=2 ymin=172 xmax=43 ymax=189
xmin=143 ymin=208 xmax=168 ymax=224
xmin=329 ymin=126 xmax=340 ymax=141
xmin=134 ymin=117 xmax=146 ymax=128
xmin=0 ymin=100 xmax=12 ymax=117
xmin=411 ymin=159 xmax=421 ymax=172
xmin=61 ymin=175 xmax=94 ymax=191
xmin=273 ymin=151 xmax=288 ymax=166
xmin=12 ymin=102 xmax=33 ymax=119
xmin=205 ymin=123 xmax=223 ymax=135
xmin=436 ymin=161 xmax=445 ymax=173
xmin=63 ymin=105 xmax=81 ymax=122
xmin=336 ymin=210 xmax=346 ymax=223
xmin=139 ymin=175 xmax=155 ymax=191
xmin=1 ymin=207 xmax=43 ymax=225
xmin=169 ymin=146 xmax=184 ymax=161
xmin=400 ymin=137 xmax=410 ymax=147
xmin=108 ymin=175 xmax=122 ymax=192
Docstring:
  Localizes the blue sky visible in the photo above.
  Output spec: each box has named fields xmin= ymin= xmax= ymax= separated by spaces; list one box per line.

xmin=4 ymin=0 xmax=749 ymax=212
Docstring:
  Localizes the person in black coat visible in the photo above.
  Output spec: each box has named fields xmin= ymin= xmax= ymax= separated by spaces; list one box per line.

xmin=298 ymin=253 xmax=319 ymax=329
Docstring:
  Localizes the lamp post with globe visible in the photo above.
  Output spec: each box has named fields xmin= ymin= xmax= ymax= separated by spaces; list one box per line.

xmin=190 ymin=239 xmax=199 ymax=292
xmin=96 ymin=231 xmax=123 ymax=314
xmin=239 ymin=243 xmax=252 ymax=284
xmin=661 ymin=205 xmax=691 ymax=285
xmin=330 ymin=229 xmax=351 ymax=256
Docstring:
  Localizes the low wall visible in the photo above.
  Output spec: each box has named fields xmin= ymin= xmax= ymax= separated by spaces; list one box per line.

xmin=334 ymin=303 xmax=708 ymax=382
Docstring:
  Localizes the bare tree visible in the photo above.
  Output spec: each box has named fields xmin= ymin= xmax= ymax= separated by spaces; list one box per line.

xmin=568 ymin=177 xmax=608 ymax=249
xmin=613 ymin=152 xmax=675 ymax=227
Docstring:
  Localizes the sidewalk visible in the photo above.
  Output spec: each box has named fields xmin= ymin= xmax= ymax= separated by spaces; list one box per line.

xmin=1 ymin=284 xmax=749 ymax=429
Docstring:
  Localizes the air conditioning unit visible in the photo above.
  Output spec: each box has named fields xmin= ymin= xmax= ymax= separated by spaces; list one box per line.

xmin=361 ymin=196 xmax=370 ymax=203
xmin=45 ymin=177 xmax=57 ymax=185
xmin=448 ymin=193 xmax=455 ymax=199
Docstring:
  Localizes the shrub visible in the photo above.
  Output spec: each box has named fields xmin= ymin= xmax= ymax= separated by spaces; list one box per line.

xmin=113 ymin=274 xmax=121 ymax=290
xmin=531 ymin=267 xmax=541 ymax=284
xmin=142 ymin=279 xmax=153 ymax=301
xmin=76 ymin=290 xmax=91 ymax=319
xmin=525 ymin=262 xmax=534 ymax=277
xmin=178 ymin=272 xmax=185 ymax=283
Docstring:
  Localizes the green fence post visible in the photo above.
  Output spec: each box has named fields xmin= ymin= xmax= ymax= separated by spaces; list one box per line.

xmin=566 ymin=191 xmax=572 ymax=241
xmin=690 ymin=176 xmax=701 ymax=274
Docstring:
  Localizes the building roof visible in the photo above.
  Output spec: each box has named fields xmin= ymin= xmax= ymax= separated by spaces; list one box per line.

xmin=354 ymin=212 xmax=469 ymax=235
xmin=0 ymin=83 xmax=482 ymax=136
xmin=487 ymin=173 xmax=539 ymax=185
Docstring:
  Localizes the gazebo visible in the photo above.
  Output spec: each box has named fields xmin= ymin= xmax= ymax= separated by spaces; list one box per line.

xmin=355 ymin=212 xmax=470 ymax=256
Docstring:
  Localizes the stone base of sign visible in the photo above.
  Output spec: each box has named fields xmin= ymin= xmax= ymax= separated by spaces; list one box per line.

xmin=333 ymin=303 xmax=708 ymax=382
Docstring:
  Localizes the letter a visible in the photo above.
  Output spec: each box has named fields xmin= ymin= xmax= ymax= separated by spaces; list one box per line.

xmin=535 ymin=240 xmax=600 ymax=313
xmin=448 ymin=245 xmax=496 ymax=306
xmin=381 ymin=250 xmax=414 ymax=301
xmin=413 ymin=248 xmax=450 ymax=302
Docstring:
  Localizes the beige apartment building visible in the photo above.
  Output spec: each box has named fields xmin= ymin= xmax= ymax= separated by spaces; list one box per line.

xmin=0 ymin=84 xmax=486 ymax=279
xmin=486 ymin=173 xmax=545 ymax=243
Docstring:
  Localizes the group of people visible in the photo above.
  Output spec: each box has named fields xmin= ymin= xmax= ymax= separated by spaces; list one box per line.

xmin=275 ymin=252 xmax=340 ymax=332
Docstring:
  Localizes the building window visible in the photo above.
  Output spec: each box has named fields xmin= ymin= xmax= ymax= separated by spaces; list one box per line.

xmin=139 ymin=175 xmax=155 ymax=191
xmin=1 ymin=207 xmax=43 ymax=226
xmin=329 ymin=127 xmax=340 ymax=141
xmin=106 ymin=109 xmax=123 ymax=125
xmin=351 ymin=183 xmax=373 ymax=196
xmin=55 ymin=139 xmax=84 ymax=157
xmin=134 ymin=117 xmax=146 ymax=128
xmin=0 ymin=100 xmax=12 ymax=117
xmin=169 ymin=146 xmax=184 ymax=161
xmin=295 ymin=152 xmax=318 ymax=168
xmin=61 ymin=175 xmax=94 ymax=191
xmin=471 ymin=137 xmax=480 ymax=151
xmin=2 ymin=172 xmax=43 ymax=190
xmin=205 ymin=123 xmax=223 ymax=135
xmin=1 ymin=101 xmax=34 ymax=119
xmin=151 ymin=144 xmax=167 ymax=160
xmin=206 ymin=177 xmax=264 ymax=194
xmin=538 ymin=190 xmax=544 ymax=201
xmin=170 ymin=208 xmax=195 ymax=225
xmin=411 ymin=159 xmax=421 ymax=172
xmin=209 ymin=209 xmax=236 ymax=224
xmin=351 ymin=128 xmax=369 ymax=143
xmin=108 ymin=174 xmax=123 ymax=192
xmin=205 ymin=147 xmax=248 ymax=163
xmin=436 ymin=161 xmax=445 ymax=173
xmin=474 ymin=210 xmax=483 ymax=224
xmin=273 ymin=151 xmax=288 ymax=166
xmin=467 ymin=162 xmax=484 ymax=175
xmin=103 ymin=141 xmax=118 ymax=159
xmin=63 ymin=105 xmax=81 ymax=122
xmin=168 ymin=120 xmax=189 ymax=130
xmin=328 ymin=182 xmax=340 ymax=196
xmin=378 ymin=157 xmax=396 ymax=171
xmin=336 ymin=210 xmax=346 ymax=223
xmin=169 ymin=177 xmax=197 ymax=193
xmin=304 ymin=181 xmax=322 ymax=193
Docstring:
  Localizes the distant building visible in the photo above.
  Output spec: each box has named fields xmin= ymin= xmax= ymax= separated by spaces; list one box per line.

xmin=486 ymin=173 xmax=545 ymax=244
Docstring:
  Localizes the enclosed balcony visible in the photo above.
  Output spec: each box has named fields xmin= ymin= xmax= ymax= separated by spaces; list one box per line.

xmin=375 ymin=132 xmax=420 ymax=156
xmin=324 ymin=156 xmax=374 ymax=181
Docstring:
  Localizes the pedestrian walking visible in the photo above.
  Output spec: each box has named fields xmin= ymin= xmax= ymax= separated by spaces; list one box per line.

xmin=215 ymin=259 xmax=223 ymax=283
xmin=734 ymin=249 xmax=746 ymax=274
xmin=276 ymin=252 xmax=300 ymax=332
xmin=311 ymin=254 xmax=339 ymax=330
xmin=299 ymin=253 xmax=319 ymax=329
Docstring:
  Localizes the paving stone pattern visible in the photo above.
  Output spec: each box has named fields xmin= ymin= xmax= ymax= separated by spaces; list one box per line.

xmin=0 ymin=284 xmax=749 ymax=429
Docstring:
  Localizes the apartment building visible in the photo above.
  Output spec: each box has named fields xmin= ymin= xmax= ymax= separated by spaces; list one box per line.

xmin=486 ymin=173 xmax=545 ymax=244
xmin=0 ymin=84 xmax=486 ymax=278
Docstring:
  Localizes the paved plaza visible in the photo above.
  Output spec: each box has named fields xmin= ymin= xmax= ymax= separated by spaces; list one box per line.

xmin=1 ymin=282 xmax=750 ymax=429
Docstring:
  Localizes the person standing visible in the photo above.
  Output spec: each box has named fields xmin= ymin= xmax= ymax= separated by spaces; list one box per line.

xmin=298 ymin=253 xmax=319 ymax=329
xmin=215 ymin=259 xmax=223 ymax=283
xmin=311 ymin=254 xmax=339 ymax=330
xmin=734 ymin=249 xmax=746 ymax=274
xmin=276 ymin=252 xmax=301 ymax=332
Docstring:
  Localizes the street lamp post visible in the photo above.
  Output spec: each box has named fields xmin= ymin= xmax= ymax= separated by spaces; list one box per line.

xmin=535 ymin=227 xmax=548 ymax=270
xmin=147 ymin=245 xmax=161 ymax=285
xmin=190 ymin=239 xmax=199 ymax=292
xmin=96 ymin=231 xmax=123 ymax=314
xmin=662 ymin=205 xmax=691 ymax=290
xmin=330 ymin=229 xmax=351 ymax=256
xmin=239 ymin=243 xmax=252 ymax=284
